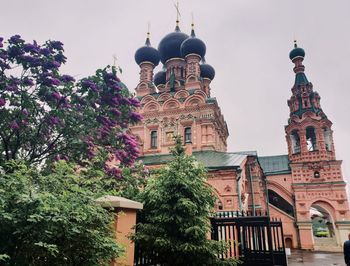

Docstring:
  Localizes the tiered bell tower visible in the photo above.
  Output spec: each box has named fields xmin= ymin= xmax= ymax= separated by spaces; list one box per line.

xmin=285 ymin=41 xmax=350 ymax=249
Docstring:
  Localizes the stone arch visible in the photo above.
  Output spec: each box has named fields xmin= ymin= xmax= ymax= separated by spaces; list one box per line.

xmin=186 ymin=75 xmax=197 ymax=83
xmin=193 ymin=89 xmax=207 ymax=99
xmin=162 ymin=99 xmax=180 ymax=110
xmin=140 ymin=95 xmax=156 ymax=105
xmin=267 ymin=181 xmax=294 ymax=205
xmin=184 ymin=95 xmax=205 ymax=107
xmin=309 ymin=200 xmax=337 ymax=223
xmin=285 ymin=237 xmax=293 ymax=249
xmin=157 ymin=93 xmax=172 ymax=102
xmin=143 ymin=101 xmax=160 ymax=112
xmin=309 ymin=200 xmax=339 ymax=247
xmin=137 ymin=82 xmax=148 ymax=91
xmin=174 ymin=90 xmax=189 ymax=99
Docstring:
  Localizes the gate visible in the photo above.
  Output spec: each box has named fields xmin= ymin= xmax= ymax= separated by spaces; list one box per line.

xmin=211 ymin=211 xmax=287 ymax=266
xmin=134 ymin=211 xmax=287 ymax=266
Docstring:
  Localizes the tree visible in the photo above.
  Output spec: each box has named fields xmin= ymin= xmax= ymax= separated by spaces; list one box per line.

xmin=133 ymin=136 xmax=239 ymax=266
xmin=0 ymin=35 xmax=141 ymax=177
xmin=0 ymin=160 xmax=123 ymax=265
xmin=0 ymin=35 xmax=148 ymax=265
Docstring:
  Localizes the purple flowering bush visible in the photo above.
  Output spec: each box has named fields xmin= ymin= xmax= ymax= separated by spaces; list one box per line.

xmin=0 ymin=35 xmax=142 ymax=178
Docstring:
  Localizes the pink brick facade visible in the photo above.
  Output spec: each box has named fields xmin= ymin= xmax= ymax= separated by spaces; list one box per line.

xmin=130 ymin=24 xmax=350 ymax=250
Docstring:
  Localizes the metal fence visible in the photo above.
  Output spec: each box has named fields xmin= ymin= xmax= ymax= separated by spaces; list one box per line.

xmin=134 ymin=211 xmax=287 ymax=266
xmin=211 ymin=211 xmax=287 ymax=266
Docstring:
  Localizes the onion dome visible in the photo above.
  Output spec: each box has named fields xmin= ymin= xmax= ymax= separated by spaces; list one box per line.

xmin=135 ymin=33 xmax=160 ymax=66
xmin=158 ymin=24 xmax=189 ymax=64
xmin=289 ymin=40 xmax=305 ymax=60
xmin=180 ymin=25 xmax=206 ymax=58
xmin=200 ymin=58 xmax=215 ymax=80
xmin=154 ymin=69 xmax=166 ymax=86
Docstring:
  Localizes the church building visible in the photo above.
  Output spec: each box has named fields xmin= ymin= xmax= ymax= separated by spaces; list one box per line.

xmin=129 ymin=19 xmax=350 ymax=251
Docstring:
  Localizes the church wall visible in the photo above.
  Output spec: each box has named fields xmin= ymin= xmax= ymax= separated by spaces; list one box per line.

xmin=269 ymin=204 xmax=298 ymax=249
xmin=207 ymin=169 xmax=239 ymax=211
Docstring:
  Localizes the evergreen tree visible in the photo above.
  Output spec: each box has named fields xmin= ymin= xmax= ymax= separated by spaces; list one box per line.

xmin=134 ymin=136 xmax=239 ymax=266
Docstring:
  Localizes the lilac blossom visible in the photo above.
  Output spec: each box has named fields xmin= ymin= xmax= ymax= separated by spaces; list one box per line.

xmin=0 ymin=98 xmax=6 ymax=107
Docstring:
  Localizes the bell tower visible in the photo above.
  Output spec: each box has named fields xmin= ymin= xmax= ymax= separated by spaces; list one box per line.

xmin=285 ymin=41 xmax=350 ymax=250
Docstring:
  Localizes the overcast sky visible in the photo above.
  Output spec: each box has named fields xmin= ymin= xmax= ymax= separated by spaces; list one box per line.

xmin=1 ymin=0 xmax=350 ymax=185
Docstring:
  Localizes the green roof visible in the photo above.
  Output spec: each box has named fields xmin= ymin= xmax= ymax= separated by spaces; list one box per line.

xmin=139 ymin=150 xmax=251 ymax=170
xmin=258 ymin=155 xmax=291 ymax=175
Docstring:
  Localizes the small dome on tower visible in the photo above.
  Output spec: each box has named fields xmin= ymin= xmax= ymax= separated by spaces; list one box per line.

xmin=180 ymin=26 xmax=206 ymax=58
xmin=154 ymin=70 xmax=166 ymax=86
xmin=200 ymin=62 xmax=215 ymax=80
xmin=135 ymin=33 xmax=160 ymax=66
xmin=289 ymin=41 xmax=305 ymax=60
xmin=158 ymin=25 xmax=189 ymax=64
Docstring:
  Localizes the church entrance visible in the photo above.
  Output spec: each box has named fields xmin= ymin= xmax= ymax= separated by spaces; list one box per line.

xmin=310 ymin=203 xmax=338 ymax=252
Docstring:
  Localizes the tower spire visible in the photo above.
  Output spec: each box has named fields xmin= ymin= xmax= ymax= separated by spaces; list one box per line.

xmin=287 ymin=43 xmax=323 ymax=119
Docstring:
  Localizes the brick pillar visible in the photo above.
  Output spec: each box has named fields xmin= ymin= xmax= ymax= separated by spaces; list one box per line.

xmin=297 ymin=221 xmax=314 ymax=250
xmin=96 ymin=196 xmax=143 ymax=266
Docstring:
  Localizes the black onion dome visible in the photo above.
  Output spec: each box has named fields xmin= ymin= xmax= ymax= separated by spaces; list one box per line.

xmin=289 ymin=41 xmax=305 ymax=60
xmin=135 ymin=35 xmax=160 ymax=66
xmin=180 ymin=28 xmax=206 ymax=58
xmin=154 ymin=70 xmax=166 ymax=86
xmin=200 ymin=63 xmax=215 ymax=80
xmin=158 ymin=25 xmax=189 ymax=64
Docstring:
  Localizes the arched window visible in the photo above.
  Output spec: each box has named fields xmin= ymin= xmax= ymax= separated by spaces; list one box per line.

xmin=150 ymin=130 xmax=157 ymax=149
xmin=290 ymin=130 xmax=301 ymax=154
xmin=184 ymin=127 xmax=192 ymax=143
xmin=323 ymin=128 xmax=332 ymax=151
xmin=306 ymin=127 xmax=317 ymax=151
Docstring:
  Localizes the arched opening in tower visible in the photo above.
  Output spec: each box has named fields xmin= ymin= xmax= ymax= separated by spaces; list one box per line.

xmin=290 ymin=130 xmax=301 ymax=154
xmin=306 ymin=126 xmax=318 ymax=151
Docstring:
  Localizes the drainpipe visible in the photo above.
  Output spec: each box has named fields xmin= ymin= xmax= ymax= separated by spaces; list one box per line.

xmin=236 ymin=167 xmax=243 ymax=211
xmin=248 ymin=164 xmax=256 ymax=216
xmin=264 ymin=175 xmax=270 ymax=217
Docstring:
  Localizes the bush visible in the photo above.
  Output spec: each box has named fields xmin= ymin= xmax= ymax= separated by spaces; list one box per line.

xmin=0 ymin=160 xmax=122 ymax=265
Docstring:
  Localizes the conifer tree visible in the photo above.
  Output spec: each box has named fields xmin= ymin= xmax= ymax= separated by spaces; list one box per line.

xmin=134 ymin=136 xmax=238 ymax=266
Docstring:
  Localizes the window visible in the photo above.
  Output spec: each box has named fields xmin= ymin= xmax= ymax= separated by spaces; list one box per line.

xmin=184 ymin=127 xmax=192 ymax=143
xmin=150 ymin=130 xmax=157 ymax=148
xmin=291 ymin=130 xmax=301 ymax=154
xmin=306 ymin=127 xmax=317 ymax=151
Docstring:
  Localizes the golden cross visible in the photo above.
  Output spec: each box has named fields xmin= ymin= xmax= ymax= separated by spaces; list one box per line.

xmin=174 ymin=1 xmax=181 ymax=23
xmin=112 ymin=54 xmax=117 ymax=67
xmin=191 ymin=12 xmax=194 ymax=29
xmin=147 ymin=21 xmax=151 ymax=36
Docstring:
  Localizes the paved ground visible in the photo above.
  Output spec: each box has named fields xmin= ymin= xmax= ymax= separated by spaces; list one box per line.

xmin=288 ymin=250 xmax=345 ymax=266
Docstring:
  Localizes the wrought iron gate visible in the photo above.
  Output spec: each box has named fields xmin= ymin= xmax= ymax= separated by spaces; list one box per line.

xmin=211 ymin=211 xmax=287 ymax=266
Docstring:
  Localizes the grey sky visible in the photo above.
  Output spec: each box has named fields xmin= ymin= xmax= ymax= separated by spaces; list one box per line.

xmin=1 ymin=0 xmax=350 ymax=184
